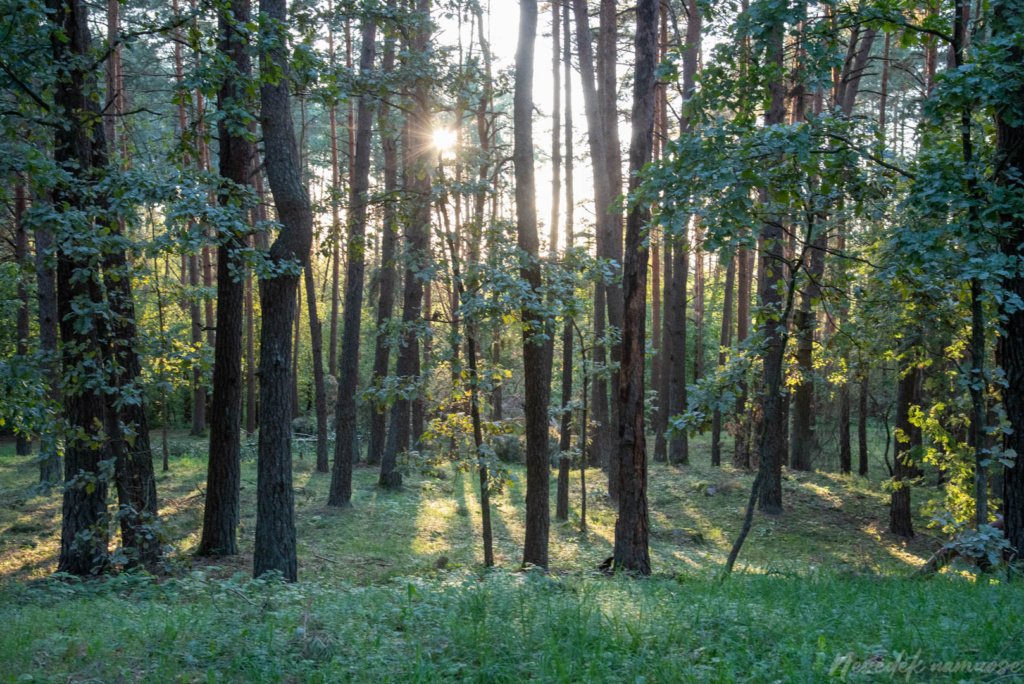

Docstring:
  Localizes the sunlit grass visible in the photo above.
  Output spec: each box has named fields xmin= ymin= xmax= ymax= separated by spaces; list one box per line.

xmin=0 ymin=429 xmax=949 ymax=584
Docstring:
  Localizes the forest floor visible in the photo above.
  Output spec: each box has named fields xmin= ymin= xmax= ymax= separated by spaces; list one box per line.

xmin=1 ymin=432 xmax=1022 ymax=682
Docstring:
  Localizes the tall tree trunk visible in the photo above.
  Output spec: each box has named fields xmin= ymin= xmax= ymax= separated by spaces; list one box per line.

xmin=573 ymin=0 xmax=613 ymax=474
xmin=667 ymin=0 xmax=701 ymax=467
xmin=199 ymin=0 xmax=253 ymax=558
xmin=50 ymin=0 xmax=113 ymax=576
xmin=667 ymin=235 xmax=689 ymax=465
xmin=994 ymin=0 xmax=1024 ymax=554
xmin=711 ymin=254 xmax=736 ymax=466
xmin=327 ymin=2 xmax=341 ymax=377
xmin=515 ymin=0 xmax=552 ymax=569
xmin=755 ymin=2 xmax=788 ymax=514
xmin=253 ymin=0 xmax=315 ymax=581
xmin=381 ymin=0 xmax=432 ymax=490
xmin=367 ymin=13 xmax=399 ymax=466
xmin=329 ymin=17 xmax=378 ymax=507
xmin=599 ymin=0 xmax=624 ymax=500
xmin=246 ymin=154 xmax=269 ymax=435
xmin=556 ymin=0 xmax=575 ymax=522
xmin=613 ymin=0 xmax=657 ymax=575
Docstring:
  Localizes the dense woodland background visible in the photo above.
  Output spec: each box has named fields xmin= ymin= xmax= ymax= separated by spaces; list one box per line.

xmin=1 ymin=0 xmax=1024 ymax=674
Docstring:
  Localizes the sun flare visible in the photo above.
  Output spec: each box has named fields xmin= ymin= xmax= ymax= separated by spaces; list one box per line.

xmin=432 ymin=128 xmax=457 ymax=154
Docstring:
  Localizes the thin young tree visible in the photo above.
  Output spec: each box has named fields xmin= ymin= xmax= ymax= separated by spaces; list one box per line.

xmin=556 ymin=0 xmax=576 ymax=522
xmin=330 ymin=15 xmax=378 ymax=507
xmin=573 ymin=0 xmax=614 ymax=473
xmin=380 ymin=0 xmax=432 ymax=490
xmin=367 ymin=1 xmax=400 ymax=466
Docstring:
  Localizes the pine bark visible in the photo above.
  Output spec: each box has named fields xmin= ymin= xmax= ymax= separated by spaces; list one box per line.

xmin=515 ymin=0 xmax=552 ymax=569
xmin=994 ymin=0 xmax=1024 ymax=553
xmin=50 ymin=0 xmax=113 ymax=576
xmin=613 ymin=0 xmax=657 ymax=575
xmin=198 ymin=0 xmax=253 ymax=558
xmin=253 ymin=0 xmax=315 ymax=581
xmin=755 ymin=5 xmax=788 ymax=514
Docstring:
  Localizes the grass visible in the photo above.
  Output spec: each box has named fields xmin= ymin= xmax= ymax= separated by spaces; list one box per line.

xmin=1 ymin=431 xmax=1021 ymax=682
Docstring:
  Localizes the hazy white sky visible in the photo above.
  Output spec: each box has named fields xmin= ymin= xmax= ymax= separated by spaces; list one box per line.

xmin=435 ymin=1 xmax=601 ymax=254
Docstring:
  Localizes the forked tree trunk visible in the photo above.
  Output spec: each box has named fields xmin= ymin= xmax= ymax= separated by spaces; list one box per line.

xmin=253 ymin=0 xmax=315 ymax=581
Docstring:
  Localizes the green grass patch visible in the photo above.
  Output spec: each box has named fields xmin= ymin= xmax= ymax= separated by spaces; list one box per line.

xmin=1 ymin=431 xmax=1016 ymax=681
xmin=1 ymin=570 xmax=1020 ymax=682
